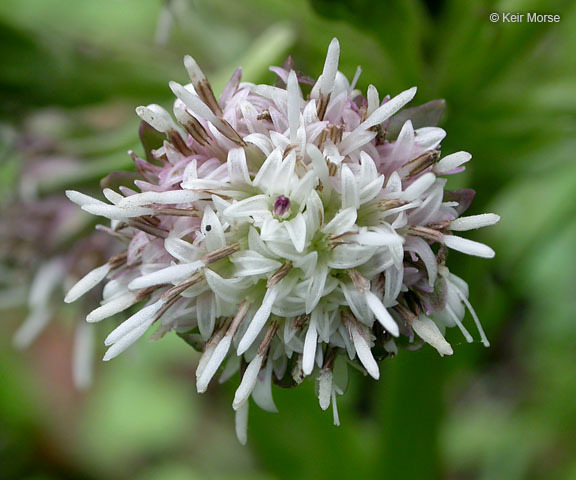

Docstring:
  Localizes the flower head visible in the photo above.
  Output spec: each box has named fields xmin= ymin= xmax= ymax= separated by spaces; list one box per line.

xmin=65 ymin=38 xmax=499 ymax=443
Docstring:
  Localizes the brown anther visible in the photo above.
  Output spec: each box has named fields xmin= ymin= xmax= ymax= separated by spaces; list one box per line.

xmin=316 ymin=93 xmax=331 ymax=121
xmin=195 ymin=79 xmax=223 ymax=117
xmin=283 ymin=144 xmax=298 ymax=159
xmin=321 ymin=348 xmax=336 ymax=372
xmin=196 ymin=190 xmax=234 ymax=201
xmin=135 ymin=286 xmax=156 ymax=301
xmin=267 ymin=263 xmax=293 ymax=287
xmin=408 ymin=225 xmax=443 ymax=242
xmin=154 ymin=207 xmax=198 ymax=217
xmin=201 ymin=243 xmax=240 ymax=265
xmin=108 ymin=252 xmax=128 ymax=269
xmin=403 ymin=150 xmax=441 ymax=178
xmin=162 ymin=275 xmax=204 ymax=300
xmin=378 ymin=199 xmax=407 ymax=211
xmin=178 ymin=110 xmax=211 ymax=146
xmin=292 ymin=314 xmax=309 ymax=330
xmin=426 ymin=220 xmax=451 ymax=232
xmin=126 ymin=220 xmax=169 ymax=239
xmin=327 ymin=162 xmax=338 ymax=176
xmin=317 ymin=124 xmax=344 ymax=150
xmin=227 ymin=300 xmax=251 ymax=338
xmin=168 ymin=130 xmax=193 ymax=156
xmin=348 ymin=269 xmax=370 ymax=293
xmin=258 ymin=322 xmax=279 ymax=355
xmin=217 ymin=119 xmax=246 ymax=146
xmin=257 ymin=110 xmax=272 ymax=122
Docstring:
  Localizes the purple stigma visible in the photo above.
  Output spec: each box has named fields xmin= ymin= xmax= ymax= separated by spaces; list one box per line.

xmin=273 ymin=195 xmax=290 ymax=217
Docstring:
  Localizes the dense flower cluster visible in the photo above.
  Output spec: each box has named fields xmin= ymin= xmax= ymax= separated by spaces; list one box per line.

xmin=65 ymin=39 xmax=499 ymax=443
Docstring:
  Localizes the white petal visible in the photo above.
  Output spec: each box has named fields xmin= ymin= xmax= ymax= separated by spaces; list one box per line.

xmin=341 ymin=164 xmax=360 ymax=210
xmin=86 ymin=292 xmax=138 ymax=323
xmin=223 ymin=195 xmax=269 ymax=218
xmin=415 ymin=127 xmax=446 ymax=149
xmin=82 ymin=203 xmax=153 ymax=220
xmin=284 ymin=213 xmax=307 ymax=253
xmin=443 ymin=235 xmax=495 ymax=258
xmin=302 ymin=320 xmax=318 ymax=376
xmin=102 ymin=319 xmax=154 ymax=361
xmin=227 ymin=148 xmax=251 ymax=185
xmin=286 ymin=70 xmax=302 ymax=143
xmin=434 ymin=151 xmax=471 ymax=174
xmin=251 ymin=361 xmax=278 ymax=413
xmin=169 ymin=81 xmax=221 ymax=126
xmin=233 ymin=354 xmax=264 ymax=409
xmin=104 ymin=299 xmax=165 ymax=346
xmin=204 ymin=269 xmax=249 ymax=304
xmin=235 ymin=400 xmax=249 ymax=445
xmin=318 ymin=369 xmax=333 ymax=410
xmin=135 ymin=104 xmax=175 ymax=133
xmin=450 ymin=213 xmax=500 ymax=231
xmin=412 ymin=316 xmax=453 ymax=356
xmin=306 ymin=144 xmax=329 ymax=183
xmin=365 ymin=291 xmax=399 ymax=336
xmin=128 ymin=261 xmax=203 ymax=289
xmin=400 ymin=172 xmax=436 ymax=201
xmin=164 ymin=237 xmax=199 ymax=263
xmin=66 ymin=190 xmax=106 ymax=207
xmin=305 ymin=264 xmax=329 ymax=314
xmin=119 ymin=190 xmax=197 ymax=208
xmin=349 ymin=325 xmax=380 ymax=379
xmin=237 ymin=288 xmax=278 ymax=355
xmin=65 ymin=264 xmax=111 ymax=303
xmin=366 ymin=84 xmax=379 ymax=116
xmin=322 ymin=207 xmax=357 ymax=235
xmin=405 ymin=237 xmax=437 ymax=287
xmin=311 ymin=37 xmax=340 ymax=98
xmin=360 ymin=87 xmax=417 ymax=130
xmin=196 ymin=291 xmax=215 ymax=340
xmin=196 ymin=335 xmax=232 ymax=393
xmin=201 ymin=207 xmax=226 ymax=251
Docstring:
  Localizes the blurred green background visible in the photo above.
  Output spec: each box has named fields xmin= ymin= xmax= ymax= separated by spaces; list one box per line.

xmin=1 ymin=0 xmax=575 ymax=479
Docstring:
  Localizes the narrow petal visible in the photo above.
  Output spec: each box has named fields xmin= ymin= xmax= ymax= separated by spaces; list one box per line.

xmin=365 ymin=291 xmax=399 ymax=336
xmin=284 ymin=213 xmax=307 ymax=253
xmin=196 ymin=335 xmax=232 ymax=393
xmin=412 ymin=315 xmax=453 ymax=356
xmin=434 ymin=151 xmax=471 ymax=174
xmin=318 ymin=369 xmax=333 ymax=410
xmin=233 ymin=354 xmax=264 ymax=409
xmin=443 ymin=235 xmax=495 ymax=258
xmin=65 ymin=264 xmax=111 ymax=303
xmin=104 ymin=299 xmax=165 ymax=346
xmin=341 ymin=164 xmax=360 ymax=210
xmin=128 ymin=261 xmax=203 ymax=290
xmin=237 ymin=288 xmax=278 ymax=355
xmin=349 ymin=325 xmax=380 ymax=379
xmin=360 ymin=87 xmax=417 ymax=130
xmin=322 ymin=207 xmax=357 ymax=235
xmin=86 ymin=292 xmax=138 ymax=323
xmin=302 ymin=320 xmax=318 ymax=376
xmin=450 ymin=213 xmax=500 ymax=231
xmin=235 ymin=401 xmax=249 ymax=445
